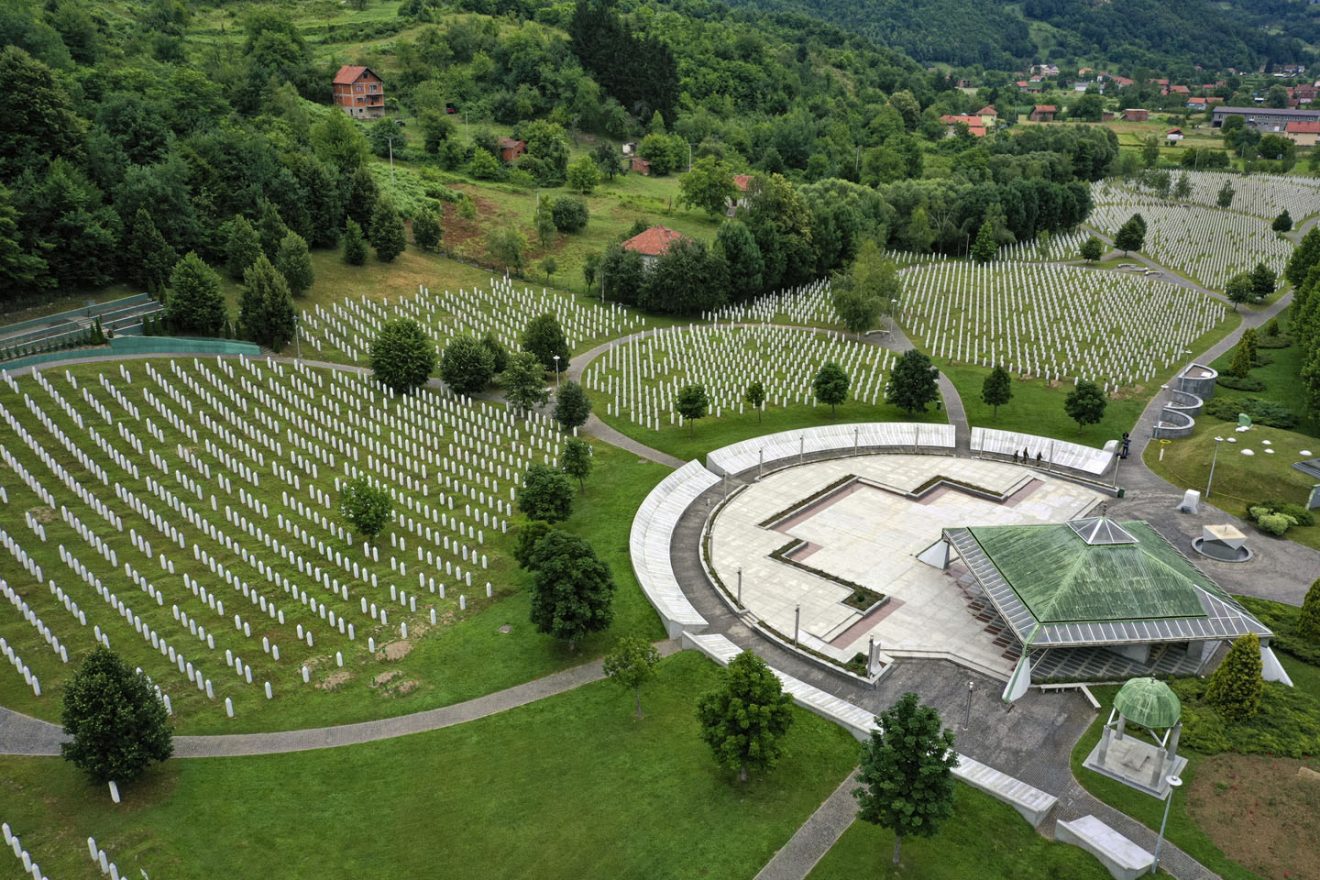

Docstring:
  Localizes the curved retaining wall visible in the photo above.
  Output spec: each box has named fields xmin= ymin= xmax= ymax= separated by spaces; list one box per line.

xmin=1174 ymin=363 xmax=1217 ymax=401
xmin=1153 ymin=408 xmax=1195 ymax=439
xmin=704 ymin=422 xmax=956 ymax=477
xmin=629 ymin=460 xmax=718 ymax=638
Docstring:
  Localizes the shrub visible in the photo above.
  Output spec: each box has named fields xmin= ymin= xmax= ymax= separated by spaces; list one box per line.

xmin=1256 ymin=512 xmax=1294 ymax=536
xmin=1214 ymin=374 xmax=1265 ymax=392
xmin=1204 ymin=396 xmax=1297 ymax=429
xmin=1205 ymin=633 xmax=1263 ymax=720
xmin=550 ymin=196 xmax=589 ymax=233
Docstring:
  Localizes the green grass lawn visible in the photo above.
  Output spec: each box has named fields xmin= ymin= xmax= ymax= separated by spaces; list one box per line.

xmin=591 ymin=396 xmax=947 ymax=463
xmin=0 ymin=652 xmax=858 ymax=880
xmin=0 ymin=359 xmax=669 ymax=734
xmin=1206 ymin=314 xmax=1320 ymax=438
xmin=808 ymin=785 xmax=1115 ymax=880
xmin=1069 ymin=650 xmax=1320 ymax=880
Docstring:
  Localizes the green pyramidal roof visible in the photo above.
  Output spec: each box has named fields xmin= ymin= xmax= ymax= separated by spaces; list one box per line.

xmin=966 ymin=519 xmax=1217 ymax=624
xmin=1114 ymin=677 xmax=1181 ymax=728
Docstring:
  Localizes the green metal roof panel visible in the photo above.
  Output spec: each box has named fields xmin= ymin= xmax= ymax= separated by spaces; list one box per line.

xmin=966 ymin=519 xmax=1209 ymax=624
xmin=1114 ymin=677 xmax=1181 ymax=728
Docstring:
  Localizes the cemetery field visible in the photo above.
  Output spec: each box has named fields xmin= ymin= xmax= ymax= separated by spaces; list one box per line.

xmin=1069 ymin=653 xmax=1320 ymax=880
xmin=898 ymin=261 xmax=1231 ymax=392
xmin=1142 ymin=421 xmax=1320 ymax=552
xmin=294 ymin=278 xmax=675 ymax=366
xmin=0 ymin=652 xmax=859 ymax=880
xmin=807 ymin=785 xmax=1113 ymax=880
xmin=0 ymin=357 xmax=669 ymax=735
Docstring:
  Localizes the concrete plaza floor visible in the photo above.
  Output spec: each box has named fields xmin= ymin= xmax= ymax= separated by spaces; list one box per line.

xmin=707 ymin=455 xmax=1103 ymax=676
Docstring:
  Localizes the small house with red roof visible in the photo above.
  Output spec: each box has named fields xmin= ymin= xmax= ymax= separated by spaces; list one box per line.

xmin=726 ymin=174 xmax=754 ymax=216
xmin=622 ymin=226 xmax=688 ymax=270
xmin=939 ymin=114 xmax=987 ymax=137
xmin=1122 ymin=108 xmax=1149 ymax=122
xmin=976 ymin=105 xmax=998 ymax=126
xmin=1166 ymin=128 xmax=1184 ymax=144
xmin=630 ymin=156 xmax=652 ymax=175
xmin=333 ymin=66 xmax=385 ymax=119
xmin=498 ymin=137 xmax=526 ymax=164
xmin=1029 ymin=105 xmax=1056 ymax=122
xmin=1287 ymin=121 xmax=1320 ymax=147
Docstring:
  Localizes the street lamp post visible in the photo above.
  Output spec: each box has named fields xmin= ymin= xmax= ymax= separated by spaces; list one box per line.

xmin=736 ymin=567 xmax=743 ymax=607
xmin=1206 ymin=436 xmax=1224 ymax=498
xmin=553 ymin=355 xmax=561 ymax=392
xmin=1152 ymin=775 xmax=1184 ymax=875
xmin=963 ymin=680 xmax=974 ymax=730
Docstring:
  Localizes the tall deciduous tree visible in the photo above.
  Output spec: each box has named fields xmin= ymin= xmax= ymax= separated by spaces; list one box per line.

xmin=519 ymin=463 xmax=575 ymax=523
xmin=487 ymin=227 xmax=527 ymax=274
xmin=554 ymin=381 xmax=592 ymax=432
xmin=679 ymin=156 xmax=738 ymax=218
xmin=1064 ymin=380 xmax=1107 ymax=430
xmin=604 ymin=636 xmax=661 ymax=718
xmin=370 ymin=317 xmax=437 ymax=394
xmin=566 ymin=154 xmax=601 ymax=194
xmin=1206 ymin=633 xmax=1263 ymax=719
xmin=745 ymin=380 xmax=766 ymax=422
xmin=504 ymin=350 xmax=549 ymax=417
xmin=526 ymin=530 xmax=615 ymax=650
xmin=813 ymin=361 xmax=850 ymax=415
xmin=886 ymin=350 xmax=939 ymax=415
xmin=440 ymin=333 xmax=495 ymax=396
xmin=981 ymin=365 xmax=1012 ymax=418
xmin=559 ymin=437 xmax=593 ymax=491
xmin=1080 ymin=236 xmax=1104 ymax=263
xmin=696 ymin=651 xmax=795 ymax=782
xmin=854 ymin=692 xmax=958 ymax=867
xmin=1287 ymin=228 xmax=1320 ymax=289
xmin=522 ymin=313 xmax=570 ymax=372
xmin=1113 ymin=214 xmax=1146 ymax=254
xmin=61 ymin=647 xmax=173 ymax=784
xmin=0 ymin=184 xmax=46 ymax=301
xmin=166 ymin=252 xmax=226 ymax=336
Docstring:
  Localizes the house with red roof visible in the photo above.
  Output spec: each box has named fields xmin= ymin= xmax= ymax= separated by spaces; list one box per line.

xmin=333 ymin=66 xmax=385 ymax=119
xmin=622 ymin=226 xmax=688 ymax=270
xmin=1029 ymin=105 xmax=1056 ymax=122
xmin=1286 ymin=121 xmax=1320 ymax=147
xmin=726 ymin=174 xmax=755 ymax=216
xmin=497 ymin=137 xmax=525 ymax=164
xmin=1166 ymin=128 xmax=1184 ymax=144
xmin=939 ymin=114 xmax=987 ymax=137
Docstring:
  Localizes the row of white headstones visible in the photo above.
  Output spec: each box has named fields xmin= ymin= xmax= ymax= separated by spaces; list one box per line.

xmin=298 ymin=277 xmax=644 ymax=363
xmin=1095 ymin=170 xmax=1320 ymax=223
xmin=583 ymin=323 xmax=895 ymax=430
xmin=0 ymin=356 xmax=561 ymax=720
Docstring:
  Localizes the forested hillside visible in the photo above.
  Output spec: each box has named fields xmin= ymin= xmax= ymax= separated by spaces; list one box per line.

xmin=720 ymin=0 xmax=1316 ymax=70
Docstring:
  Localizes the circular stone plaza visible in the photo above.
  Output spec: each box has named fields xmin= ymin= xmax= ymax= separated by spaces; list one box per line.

xmin=634 ymin=422 xmax=1285 ymax=709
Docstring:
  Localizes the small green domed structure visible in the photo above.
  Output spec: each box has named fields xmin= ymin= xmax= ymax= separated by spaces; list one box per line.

xmin=1113 ymin=677 xmax=1181 ymax=729
xmin=1085 ymin=677 xmax=1187 ymax=797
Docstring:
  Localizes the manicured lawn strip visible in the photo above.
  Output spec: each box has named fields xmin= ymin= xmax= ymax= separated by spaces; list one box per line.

xmin=590 ymin=396 xmax=947 ymax=463
xmin=1207 ymin=309 xmax=1320 ymax=438
xmin=1142 ymin=419 xmax=1320 ymax=551
xmin=807 ymin=783 xmax=1114 ymax=880
xmin=0 ymin=364 xmax=669 ymax=734
xmin=1067 ymin=680 xmax=1303 ymax=880
xmin=0 ymin=652 xmax=858 ymax=880
xmin=938 ymin=309 xmax=1240 ymax=449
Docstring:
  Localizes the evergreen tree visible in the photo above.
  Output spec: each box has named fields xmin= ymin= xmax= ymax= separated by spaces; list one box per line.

xmin=1299 ymin=578 xmax=1320 ymax=642
xmin=854 ymin=692 xmax=958 ymax=867
xmin=526 ymin=530 xmax=615 ymax=650
xmin=603 ymin=636 xmax=661 ymax=718
xmin=1287 ymin=228 xmax=1320 ymax=288
xmin=1216 ymin=179 xmax=1235 ymax=208
xmin=559 ymin=436 xmax=593 ymax=490
xmin=745 ymin=379 xmax=766 ymax=422
xmin=676 ymin=383 xmax=709 ymax=435
xmin=345 ymin=165 xmax=379 ymax=232
xmin=165 ymin=252 xmax=227 ymax=336
xmin=813 ymin=361 xmax=850 ymax=415
xmin=370 ymin=317 xmax=437 ymax=394
xmin=971 ymin=220 xmax=997 ymax=264
xmin=439 ymin=333 xmax=496 ymax=396
xmin=1205 ymin=633 xmax=1263 ymax=720
xmin=1227 ymin=340 xmax=1253 ymax=378
xmin=1064 ymin=380 xmax=1107 ymax=430
xmin=981 ymin=365 xmax=1013 ymax=418
xmin=1113 ymin=214 xmax=1146 ymax=254
xmin=886 ymin=350 xmax=939 ymax=415
xmin=553 ymin=381 xmax=592 ymax=432
xmin=696 ymin=651 xmax=795 ymax=782
xmin=369 ymin=200 xmax=406 ymax=262
xmin=274 ymin=230 xmax=314 ymax=297
xmin=1273 ymin=210 xmax=1293 ymax=233
xmin=257 ymin=200 xmax=288 ymax=259
xmin=412 ymin=207 xmax=442 ymax=251
xmin=503 ymin=350 xmax=549 ymax=417
xmin=225 ymin=215 xmax=263 ymax=282
xmin=522 ymin=313 xmax=570 ymax=372
xmin=343 ymin=218 xmax=368 ymax=266
xmin=0 ymin=183 xmax=47 ymax=302
xmin=125 ymin=208 xmax=177 ymax=295
xmin=240 ymin=255 xmax=295 ymax=350
xmin=714 ymin=220 xmax=764 ymax=302
xmin=61 ymin=647 xmax=172 ymax=784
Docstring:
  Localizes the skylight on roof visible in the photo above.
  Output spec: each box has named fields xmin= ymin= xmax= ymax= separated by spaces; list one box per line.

xmin=1067 ymin=517 xmax=1138 ymax=546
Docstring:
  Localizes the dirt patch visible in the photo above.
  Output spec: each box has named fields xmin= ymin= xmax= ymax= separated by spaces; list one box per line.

xmin=394 ymin=680 xmax=418 ymax=696
xmin=317 ymin=670 xmax=351 ymax=691
xmin=379 ymin=640 xmax=412 ymax=661
xmin=1187 ymin=753 xmax=1320 ymax=880
xmin=372 ymin=671 xmax=400 ymax=688
xmin=27 ymin=507 xmax=56 ymax=524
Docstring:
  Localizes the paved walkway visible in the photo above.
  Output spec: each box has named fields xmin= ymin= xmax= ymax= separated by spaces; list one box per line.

xmin=0 ymin=641 xmax=681 ymax=757
xmin=755 ymin=771 xmax=861 ymax=880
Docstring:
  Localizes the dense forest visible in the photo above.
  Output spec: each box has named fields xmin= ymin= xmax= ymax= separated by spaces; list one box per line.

xmin=721 ymin=0 xmax=1316 ymax=70
xmin=0 ymin=0 xmax=1115 ymax=317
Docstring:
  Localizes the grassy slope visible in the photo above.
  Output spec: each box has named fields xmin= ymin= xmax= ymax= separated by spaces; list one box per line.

xmin=0 ymin=652 xmax=858 ymax=880
xmin=809 ymin=785 xmax=1113 ymax=880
